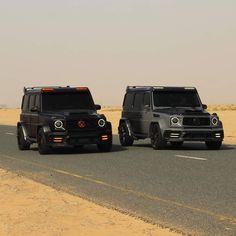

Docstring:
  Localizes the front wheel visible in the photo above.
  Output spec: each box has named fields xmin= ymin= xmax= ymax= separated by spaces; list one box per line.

xmin=37 ymin=128 xmax=51 ymax=155
xmin=151 ymin=124 xmax=166 ymax=150
xmin=119 ymin=122 xmax=134 ymax=146
xmin=17 ymin=126 xmax=30 ymax=150
xmin=205 ymin=141 xmax=222 ymax=150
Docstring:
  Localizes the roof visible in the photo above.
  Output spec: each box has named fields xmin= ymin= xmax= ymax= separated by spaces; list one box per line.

xmin=23 ymin=86 xmax=90 ymax=94
xmin=126 ymin=86 xmax=197 ymax=92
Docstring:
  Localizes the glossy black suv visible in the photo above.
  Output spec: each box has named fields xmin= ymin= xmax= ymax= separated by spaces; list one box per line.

xmin=17 ymin=86 xmax=112 ymax=154
xmin=118 ymin=86 xmax=224 ymax=150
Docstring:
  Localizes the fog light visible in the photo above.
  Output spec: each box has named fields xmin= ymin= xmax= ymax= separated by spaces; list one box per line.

xmin=101 ymin=135 xmax=109 ymax=141
xmin=170 ymin=133 xmax=180 ymax=138
xmin=53 ymin=137 xmax=63 ymax=143
xmin=215 ymin=133 xmax=221 ymax=138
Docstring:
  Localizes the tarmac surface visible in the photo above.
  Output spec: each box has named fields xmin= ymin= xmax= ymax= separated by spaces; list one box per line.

xmin=0 ymin=125 xmax=236 ymax=235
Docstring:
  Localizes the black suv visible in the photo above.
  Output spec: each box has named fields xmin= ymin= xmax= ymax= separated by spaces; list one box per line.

xmin=17 ymin=86 xmax=112 ymax=154
xmin=118 ymin=86 xmax=224 ymax=150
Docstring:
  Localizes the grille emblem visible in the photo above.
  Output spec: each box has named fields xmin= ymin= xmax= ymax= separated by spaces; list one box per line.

xmin=78 ymin=120 xmax=86 ymax=128
xmin=193 ymin=118 xmax=200 ymax=125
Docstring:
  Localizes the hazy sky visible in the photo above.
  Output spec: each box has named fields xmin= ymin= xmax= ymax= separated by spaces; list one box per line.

xmin=0 ymin=0 xmax=235 ymax=107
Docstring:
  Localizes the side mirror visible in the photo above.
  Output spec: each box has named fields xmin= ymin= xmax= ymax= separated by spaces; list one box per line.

xmin=202 ymin=104 xmax=207 ymax=110
xmin=95 ymin=104 xmax=101 ymax=110
xmin=31 ymin=106 xmax=39 ymax=112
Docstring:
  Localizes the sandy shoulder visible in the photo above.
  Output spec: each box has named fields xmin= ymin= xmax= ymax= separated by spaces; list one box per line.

xmin=0 ymin=168 xmax=179 ymax=236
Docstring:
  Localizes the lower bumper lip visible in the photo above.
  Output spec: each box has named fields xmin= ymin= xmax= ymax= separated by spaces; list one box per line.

xmin=47 ymin=131 xmax=112 ymax=146
xmin=164 ymin=129 xmax=224 ymax=141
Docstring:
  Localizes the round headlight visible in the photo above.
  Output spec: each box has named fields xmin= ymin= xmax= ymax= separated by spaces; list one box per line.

xmin=212 ymin=117 xmax=219 ymax=126
xmin=98 ymin=119 xmax=106 ymax=127
xmin=171 ymin=117 xmax=180 ymax=124
xmin=54 ymin=120 xmax=64 ymax=129
xmin=170 ymin=116 xmax=182 ymax=127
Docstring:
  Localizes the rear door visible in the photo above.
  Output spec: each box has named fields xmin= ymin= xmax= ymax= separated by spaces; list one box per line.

xmin=21 ymin=94 xmax=30 ymax=135
xmin=132 ymin=92 xmax=144 ymax=134
xmin=30 ymin=94 xmax=40 ymax=138
xmin=123 ymin=92 xmax=135 ymax=122
xmin=140 ymin=92 xmax=152 ymax=135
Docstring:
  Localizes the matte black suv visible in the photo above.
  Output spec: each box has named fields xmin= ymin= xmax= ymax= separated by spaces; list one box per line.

xmin=17 ymin=86 xmax=112 ymax=154
xmin=118 ymin=86 xmax=224 ymax=150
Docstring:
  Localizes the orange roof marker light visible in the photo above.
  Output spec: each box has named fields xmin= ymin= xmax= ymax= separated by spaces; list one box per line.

xmin=41 ymin=88 xmax=55 ymax=92
xmin=76 ymin=87 xmax=89 ymax=91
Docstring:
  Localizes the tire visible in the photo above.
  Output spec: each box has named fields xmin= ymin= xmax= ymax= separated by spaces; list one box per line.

xmin=37 ymin=128 xmax=51 ymax=155
xmin=119 ymin=122 xmax=134 ymax=146
xmin=151 ymin=124 xmax=166 ymax=150
xmin=170 ymin=141 xmax=183 ymax=148
xmin=97 ymin=141 xmax=112 ymax=152
xmin=17 ymin=126 xmax=30 ymax=150
xmin=205 ymin=141 xmax=222 ymax=150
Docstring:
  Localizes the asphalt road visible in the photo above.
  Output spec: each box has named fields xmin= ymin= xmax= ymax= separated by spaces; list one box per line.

xmin=0 ymin=125 xmax=236 ymax=236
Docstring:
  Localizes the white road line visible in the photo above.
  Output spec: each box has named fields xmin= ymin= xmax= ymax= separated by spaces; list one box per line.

xmin=175 ymin=155 xmax=207 ymax=161
xmin=5 ymin=132 xmax=15 ymax=136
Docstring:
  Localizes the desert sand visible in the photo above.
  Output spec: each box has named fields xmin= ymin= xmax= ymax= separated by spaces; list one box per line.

xmin=0 ymin=168 xmax=179 ymax=236
xmin=0 ymin=106 xmax=235 ymax=236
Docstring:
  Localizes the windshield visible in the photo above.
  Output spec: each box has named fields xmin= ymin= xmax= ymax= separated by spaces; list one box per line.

xmin=42 ymin=92 xmax=95 ymax=111
xmin=153 ymin=90 xmax=201 ymax=108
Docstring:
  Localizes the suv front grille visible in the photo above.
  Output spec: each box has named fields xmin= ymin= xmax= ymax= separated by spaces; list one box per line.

xmin=183 ymin=117 xmax=210 ymax=126
xmin=66 ymin=119 xmax=97 ymax=131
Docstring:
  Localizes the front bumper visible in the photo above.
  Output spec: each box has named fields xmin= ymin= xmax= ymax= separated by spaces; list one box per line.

xmin=44 ymin=130 xmax=112 ymax=148
xmin=163 ymin=128 xmax=224 ymax=142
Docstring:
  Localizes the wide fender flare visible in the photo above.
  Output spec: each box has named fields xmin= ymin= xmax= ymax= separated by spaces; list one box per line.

xmin=17 ymin=122 xmax=28 ymax=141
xmin=149 ymin=119 xmax=166 ymax=137
xmin=118 ymin=118 xmax=133 ymax=136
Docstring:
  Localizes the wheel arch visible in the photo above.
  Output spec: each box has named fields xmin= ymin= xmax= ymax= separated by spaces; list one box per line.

xmin=17 ymin=122 xmax=28 ymax=140
xmin=118 ymin=118 xmax=132 ymax=136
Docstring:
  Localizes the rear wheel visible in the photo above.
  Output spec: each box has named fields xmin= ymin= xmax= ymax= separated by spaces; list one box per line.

xmin=119 ymin=122 xmax=134 ymax=146
xmin=151 ymin=124 xmax=166 ymax=150
xmin=17 ymin=126 xmax=30 ymax=150
xmin=37 ymin=128 xmax=51 ymax=155
xmin=205 ymin=141 xmax=222 ymax=150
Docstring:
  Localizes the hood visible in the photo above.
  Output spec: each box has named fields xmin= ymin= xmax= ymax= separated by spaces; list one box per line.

xmin=154 ymin=107 xmax=210 ymax=116
xmin=43 ymin=109 xmax=101 ymax=119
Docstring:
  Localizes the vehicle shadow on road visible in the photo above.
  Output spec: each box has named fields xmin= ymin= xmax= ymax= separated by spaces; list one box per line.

xmin=31 ymin=144 xmax=127 ymax=155
xmin=133 ymin=142 xmax=235 ymax=151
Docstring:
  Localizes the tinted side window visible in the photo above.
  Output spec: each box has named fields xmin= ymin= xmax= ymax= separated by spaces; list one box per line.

xmin=22 ymin=95 xmax=29 ymax=112
xmin=29 ymin=95 xmax=36 ymax=110
xmin=35 ymin=94 xmax=40 ymax=108
xmin=133 ymin=93 xmax=144 ymax=111
xmin=143 ymin=93 xmax=151 ymax=107
xmin=123 ymin=93 xmax=134 ymax=109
